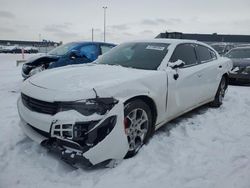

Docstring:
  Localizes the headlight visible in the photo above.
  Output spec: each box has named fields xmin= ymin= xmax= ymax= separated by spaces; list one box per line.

xmin=58 ymin=97 xmax=118 ymax=116
xmin=29 ymin=65 xmax=45 ymax=76
xmin=22 ymin=64 xmax=34 ymax=74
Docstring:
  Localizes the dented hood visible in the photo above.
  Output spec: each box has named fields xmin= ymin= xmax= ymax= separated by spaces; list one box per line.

xmin=28 ymin=64 xmax=154 ymax=95
xmin=25 ymin=54 xmax=60 ymax=66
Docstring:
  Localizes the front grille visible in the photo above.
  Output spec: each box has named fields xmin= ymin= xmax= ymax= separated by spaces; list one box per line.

xmin=21 ymin=93 xmax=58 ymax=115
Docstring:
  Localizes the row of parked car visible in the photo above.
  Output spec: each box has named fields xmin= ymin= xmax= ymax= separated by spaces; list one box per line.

xmin=17 ymin=38 xmax=248 ymax=168
xmin=21 ymin=41 xmax=250 ymax=84
xmin=210 ymin=43 xmax=250 ymax=84
xmin=0 ymin=45 xmax=39 ymax=53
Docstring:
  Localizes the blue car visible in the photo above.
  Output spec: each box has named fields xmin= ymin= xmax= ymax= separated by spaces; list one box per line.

xmin=22 ymin=41 xmax=116 ymax=79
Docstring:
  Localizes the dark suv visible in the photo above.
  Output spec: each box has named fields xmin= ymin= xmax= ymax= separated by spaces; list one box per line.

xmin=22 ymin=41 xmax=116 ymax=79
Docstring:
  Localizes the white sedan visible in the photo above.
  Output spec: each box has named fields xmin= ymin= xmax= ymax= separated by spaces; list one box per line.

xmin=17 ymin=39 xmax=232 ymax=167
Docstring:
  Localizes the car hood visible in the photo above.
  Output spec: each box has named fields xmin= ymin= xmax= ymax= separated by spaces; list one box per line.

xmin=231 ymin=58 xmax=250 ymax=68
xmin=27 ymin=64 xmax=156 ymax=99
xmin=25 ymin=54 xmax=60 ymax=65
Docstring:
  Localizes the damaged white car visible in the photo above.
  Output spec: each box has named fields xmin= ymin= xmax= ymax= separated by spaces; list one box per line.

xmin=17 ymin=39 xmax=232 ymax=167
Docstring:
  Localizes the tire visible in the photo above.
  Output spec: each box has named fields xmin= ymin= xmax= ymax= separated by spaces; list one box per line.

xmin=124 ymin=100 xmax=153 ymax=158
xmin=210 ymin=76 xmax=227 ymax=108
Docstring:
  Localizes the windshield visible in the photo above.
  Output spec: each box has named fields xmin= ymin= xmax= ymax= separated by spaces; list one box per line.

xmin=225 ymin=48 xmax=250 ymax=59
xmin=211 ymin=45 xmax=225 ymax=54
xmin=96 ymin=42 xmax=169 ymax=70
xmin=48 ymin=42 xmax=79 ymax=56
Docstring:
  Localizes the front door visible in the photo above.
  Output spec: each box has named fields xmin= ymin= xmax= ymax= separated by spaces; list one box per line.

xmin=166 ymin=43 xmax=204 ymax=120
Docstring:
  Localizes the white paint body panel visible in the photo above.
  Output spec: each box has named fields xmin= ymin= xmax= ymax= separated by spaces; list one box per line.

xmin=17 ymin=39 xmax=232 ymax=165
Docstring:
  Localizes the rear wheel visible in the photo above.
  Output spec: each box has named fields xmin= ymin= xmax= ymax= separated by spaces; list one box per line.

xmin=124 ymin=100 xmax=153 ymax=158
xmin=210 ymin=76 xmax=227 ymax=107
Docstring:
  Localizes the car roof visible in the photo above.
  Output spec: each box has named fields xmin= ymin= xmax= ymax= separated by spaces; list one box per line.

xmin=124 ymin=38 xmax=213 ymax=46
xmin=71 ymin=41 xmax=116 ymax=46
xmin=129 ymin=38 xmax=196 ymax=44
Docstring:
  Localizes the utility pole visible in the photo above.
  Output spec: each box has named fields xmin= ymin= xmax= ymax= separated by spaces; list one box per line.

xmin=92 ymin=28 xmax=94 ymax=42
xmin=38 ymin=33 xmax=41 ymax=52
xmin=103 ymin=6 xmax=107 ymax=42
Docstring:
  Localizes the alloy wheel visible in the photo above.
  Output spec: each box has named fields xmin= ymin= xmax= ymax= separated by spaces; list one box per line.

xmin=124 ymin=108 xmax=149 ymax=152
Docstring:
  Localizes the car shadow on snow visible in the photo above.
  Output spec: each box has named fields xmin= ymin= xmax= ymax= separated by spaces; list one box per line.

xmin=153 ymin=103 xmax=210 ymax=137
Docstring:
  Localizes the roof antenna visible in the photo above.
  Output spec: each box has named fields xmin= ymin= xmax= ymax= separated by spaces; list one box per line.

xmin=93 ymin=88 xmax=99 ymax=98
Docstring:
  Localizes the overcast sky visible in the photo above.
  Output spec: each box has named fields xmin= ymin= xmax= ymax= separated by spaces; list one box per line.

xmin=0 ymin=0 xmax=250 ymax=44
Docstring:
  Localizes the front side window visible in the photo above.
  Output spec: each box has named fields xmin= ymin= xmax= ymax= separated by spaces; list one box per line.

xmin=79 ymin=44 xmax=98 ymax=61
xmin=196 ymin=45 xmax=216 ymax=63
xmin=170 ymin=44 xmax=197 ymax=66
xmin=97 ymin=42 xmax=169 ymax=70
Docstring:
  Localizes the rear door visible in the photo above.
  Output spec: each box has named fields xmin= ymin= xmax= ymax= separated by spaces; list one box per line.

xmin=195 ymin=44 xmax=221 ymax=101
xmin=166 ymin=43 xmax=206 ymax=119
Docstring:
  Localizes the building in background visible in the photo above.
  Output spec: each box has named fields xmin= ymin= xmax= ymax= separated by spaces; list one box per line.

xmin=0 ymin=39 xmax=61 ymax=53
xmin=155 ymin=32 xmax=250 ymax=44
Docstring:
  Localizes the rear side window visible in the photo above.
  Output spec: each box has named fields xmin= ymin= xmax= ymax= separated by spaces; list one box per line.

xmin=170 ymin=44 xmax=198 ymax=66
xmin=196 ymin=45 xmax=216 ymax=63
xmin=210 ymin=50 xmax=217 ymax=60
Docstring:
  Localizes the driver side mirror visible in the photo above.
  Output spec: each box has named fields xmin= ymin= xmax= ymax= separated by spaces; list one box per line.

xmin=168 ymin=60 xmax=185 ymax=69
xmin=168 ymin=60 xmax=185 ymax=80
xmin=69 ymin=50 xmax=81 ymax=60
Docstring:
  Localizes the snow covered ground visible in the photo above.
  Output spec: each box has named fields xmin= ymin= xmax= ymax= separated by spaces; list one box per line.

xmin=0 ymin=54 xmax=250 ymax=188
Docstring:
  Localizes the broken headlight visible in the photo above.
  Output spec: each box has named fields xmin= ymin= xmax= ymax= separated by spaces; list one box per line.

xmin=57 ymin=97 xmax=118 ymax=116
xmin=29 ymin=65 xmax=45 ymax=76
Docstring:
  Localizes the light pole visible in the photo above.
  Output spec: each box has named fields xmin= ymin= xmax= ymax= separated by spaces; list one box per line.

xmin=38 ymin=33 xmax=41 ymax=52
xmin=103 ymin=6 xmax=107 ymax=42
xmin=91 ymin=28 xmax=94 ymax=42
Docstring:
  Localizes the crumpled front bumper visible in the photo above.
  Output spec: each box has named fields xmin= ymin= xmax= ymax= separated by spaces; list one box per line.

xmin=17 ymin=97 xmax=129 ymax=166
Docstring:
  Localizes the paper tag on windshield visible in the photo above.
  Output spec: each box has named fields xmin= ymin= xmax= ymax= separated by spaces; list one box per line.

xmin=146 ymin=45 xmax=165 ymax=51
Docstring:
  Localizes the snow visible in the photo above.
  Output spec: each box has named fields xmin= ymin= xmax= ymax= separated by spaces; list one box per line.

xmin=0 ymin=54 xmax=250 ymax=188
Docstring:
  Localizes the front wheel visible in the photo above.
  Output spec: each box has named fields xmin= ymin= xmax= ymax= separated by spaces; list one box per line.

xmin=210 ymin=76 xmax=227 ymax=107
xmin=124 ymin=100 xmax=153 ymax=158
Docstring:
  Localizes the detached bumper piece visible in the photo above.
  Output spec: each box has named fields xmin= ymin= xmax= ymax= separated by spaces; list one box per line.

xmin=51 ymin=116 xmax=117 ymax=147
xmin=41 ymin=138 xmax=92 ymax=167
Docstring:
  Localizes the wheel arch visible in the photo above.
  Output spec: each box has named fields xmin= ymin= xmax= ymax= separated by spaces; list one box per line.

xmin=124 ymin=95 xmax=158 ymax=128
